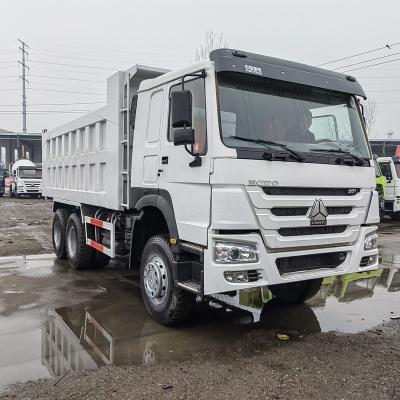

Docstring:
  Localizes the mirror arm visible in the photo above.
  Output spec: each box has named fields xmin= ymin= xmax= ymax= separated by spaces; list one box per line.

xmin=181 ymin=70 xmax=207 ymax=90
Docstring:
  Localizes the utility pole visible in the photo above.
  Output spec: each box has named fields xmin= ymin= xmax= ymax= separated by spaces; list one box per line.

xmin=18 ymin=39 xmax=29 ymax=160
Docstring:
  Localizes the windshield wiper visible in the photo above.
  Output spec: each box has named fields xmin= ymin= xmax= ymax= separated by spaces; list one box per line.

xmin=228 ymin=136 xmax=305 ymax=162
xmin=311 ymin=148 xmax=366 ymax=166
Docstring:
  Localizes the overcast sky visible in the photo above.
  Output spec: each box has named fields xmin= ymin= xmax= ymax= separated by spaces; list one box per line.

xmin=1 ymin=0 xmax=400 ymax=138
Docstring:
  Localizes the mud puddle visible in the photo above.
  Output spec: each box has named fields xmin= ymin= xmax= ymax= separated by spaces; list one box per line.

xmin=1 ymin=253 xmax=400 ymax=390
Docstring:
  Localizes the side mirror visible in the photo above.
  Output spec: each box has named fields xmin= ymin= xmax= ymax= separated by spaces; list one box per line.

xmin=170 ymin=90 xmax=192 ymax=128
xmin=173 ymin=128 xmax=195 ymax=146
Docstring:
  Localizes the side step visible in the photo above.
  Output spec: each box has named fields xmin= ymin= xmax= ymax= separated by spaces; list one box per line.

xmin=177 ymin=280 xmax=201 ymax=295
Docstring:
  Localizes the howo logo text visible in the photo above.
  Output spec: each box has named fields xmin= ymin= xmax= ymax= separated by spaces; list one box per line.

xmin=307 ymin=199 xmax=328 ymax=226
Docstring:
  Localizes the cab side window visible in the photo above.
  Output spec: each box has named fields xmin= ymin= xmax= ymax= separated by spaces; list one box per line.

xmin=169 ymin=78 xmax=207 ymax=155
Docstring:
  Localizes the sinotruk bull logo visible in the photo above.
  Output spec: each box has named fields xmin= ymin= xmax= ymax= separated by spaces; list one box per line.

xmin=307 ymin=199 xmax=328 ymax=225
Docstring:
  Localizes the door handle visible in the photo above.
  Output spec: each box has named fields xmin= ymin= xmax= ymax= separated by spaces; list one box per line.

xmin=161 ymin=156 xmax=169 ymax=165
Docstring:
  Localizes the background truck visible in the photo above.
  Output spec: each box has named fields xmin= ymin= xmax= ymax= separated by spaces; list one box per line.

xmin=0 ymin=162 xmax=5 ymax=197
xmin=377 ymin=156 xmax=400 ymax=219
xmin=10 ymin=159 xmax=42 ymax=198
xmin=42 ymin=48 xmax=379 ymax=325
xmin=374 ymin=158 xmax=386 ymax=218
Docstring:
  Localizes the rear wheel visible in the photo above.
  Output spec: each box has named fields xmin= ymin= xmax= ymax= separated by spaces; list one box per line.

xmin=65 ymin=212 xmax=94 ymax=270
xmin=269 ymin=278 xmax=323 ymax=304
xmin=140 ymin=235 xmax=195 ymax=325
xmin=52 ymin=208 xmax=69 ymax=259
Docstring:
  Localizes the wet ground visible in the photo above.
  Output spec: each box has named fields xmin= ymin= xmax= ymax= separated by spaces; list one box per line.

xmin=0 ymin=197 xmax=53 ymax=257
xmin=0 ymin=242 xmax=399 ymax=392
xmin=0 ymin=202 xmax=400 ymax=398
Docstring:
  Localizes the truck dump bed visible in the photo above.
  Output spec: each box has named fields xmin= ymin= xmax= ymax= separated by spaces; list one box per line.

xmin=42 ymin=65 xmax=167 ymax=211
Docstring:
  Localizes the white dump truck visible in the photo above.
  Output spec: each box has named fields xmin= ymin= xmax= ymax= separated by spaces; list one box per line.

xmin=42 ymin=49 xmax=379 ymax=325
xmin=378 ymin=156 xmax=400 ymax=219
xmin=10 ymin=159 xmax=42 ymax=198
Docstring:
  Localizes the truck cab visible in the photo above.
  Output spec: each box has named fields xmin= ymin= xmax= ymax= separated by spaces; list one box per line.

xmin=10 ymin=159 xmax=42 ymax=198
xmin=377 ymin=156 xmax=400 ymax=219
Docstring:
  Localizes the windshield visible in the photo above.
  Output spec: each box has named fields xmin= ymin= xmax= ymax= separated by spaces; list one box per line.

xmin=217 ymin=72 xmax=370 ymax=163
xmin=19 ymin=168 xmax=42 ymax=179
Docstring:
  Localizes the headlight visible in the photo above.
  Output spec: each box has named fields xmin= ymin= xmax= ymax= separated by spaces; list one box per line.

xmin=214 ymin=242 xmax=258 ymax=263
xmin=364 ymin=232 xmax=378 ymax=250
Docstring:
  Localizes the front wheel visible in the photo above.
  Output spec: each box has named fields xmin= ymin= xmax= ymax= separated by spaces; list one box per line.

xmin=269 ymin=278 xmax=323 ymax=304
xmin=140 ymin=235 xmax=195 ymax=325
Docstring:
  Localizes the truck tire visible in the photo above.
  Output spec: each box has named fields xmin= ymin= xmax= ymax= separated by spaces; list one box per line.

xmin=65 ymin=212 xmax=94 ymax=270
xmin=52 ymin=208 xmax=69 ymax=259
xmin=140 ymin=235 xmax=195 ymax=325
xmin=269 ymin=278 xmax=323 ymax=304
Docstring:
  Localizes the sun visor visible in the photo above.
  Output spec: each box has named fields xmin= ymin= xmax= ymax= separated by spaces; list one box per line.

xmin=210 ymin=49 xmax=366 ymax=99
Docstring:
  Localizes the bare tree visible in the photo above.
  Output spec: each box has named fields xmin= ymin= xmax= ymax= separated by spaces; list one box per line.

xmin=364 ymin=99 xmax=377 ymax=137
xmin=195 ymin=30 xmax=228 ymax=62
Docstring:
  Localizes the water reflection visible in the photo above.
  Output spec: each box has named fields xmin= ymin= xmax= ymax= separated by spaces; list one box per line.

xmin=41 ymin=256 xmax=400 ymax=379
xmin=379 ymin=254 xmax=400 ymax=292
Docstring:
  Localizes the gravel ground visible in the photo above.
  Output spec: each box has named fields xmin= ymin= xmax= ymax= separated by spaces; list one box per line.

xmin=0 ymin=196 xmax=53 ymax=257
xmin=1 ymin=197 xmax=399 ymax=399
xmin=2 ymin=321 xmax=399 ymax=400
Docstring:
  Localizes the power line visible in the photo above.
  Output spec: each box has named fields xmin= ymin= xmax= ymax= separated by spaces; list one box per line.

xmin=0 ymin=87 xmax=106 ymax=95
xmin=0 ymin=109 xmax=95 ymax=113
xmin=367 ymin=89 xmax=400 ymax=92
xmin=344 ymin=57 xmax=400 ymax=72
xmin=27 ymin=88 xmax=106 ymax=95
xmin=356 ymin=76 xmax=400 ymax=79
xmin=0 ymin=101 xmax=106 ymax=106
xmin=30 ymin=52 xmax=142 ymax=65
xmin=27 ymin=66 xmax=109 ymax=76
xmin=30 ymin=40 xmax=190 ymax=58
xmin=333 ymin=51 xmax=400 ymax=71
xmin=28 ymin=74 xmax=104 ymax=83
xmin=318 ymin=41 xmax=400 ymax=66
xmin=0 ymin=110 xmax=96 ymax=114
xmin=28 ymin=60 xmax=119 ymax=70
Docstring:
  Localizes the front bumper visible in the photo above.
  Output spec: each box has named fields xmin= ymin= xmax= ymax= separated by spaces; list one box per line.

xmin=203 ymin=225 xmax=378 ymax=295
xmin=17 ymin=187 xmax=41 ymax=194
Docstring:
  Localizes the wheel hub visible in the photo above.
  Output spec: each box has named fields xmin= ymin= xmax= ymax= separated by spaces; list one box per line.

xmin=143 ymin=256 xmax=168 ymax=304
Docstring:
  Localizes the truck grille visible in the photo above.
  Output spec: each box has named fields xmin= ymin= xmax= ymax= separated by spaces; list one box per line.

xmin=276 ymin=251 xmax=347 ymax=275
xmin=278 ymin=225 xmax=347 ymax=237
xmin=263 ymin=187 xmax=359 ymax=196
xmin=271 ymin=206 xmax=352 ymax=216
xmin=246 ymin=186 xmax=369 ymax=250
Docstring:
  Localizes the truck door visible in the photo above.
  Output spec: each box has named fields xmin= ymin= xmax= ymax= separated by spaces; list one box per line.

xmin=158 ymin=76 xmax=211 ymax=246
xmin=379 ymin=161 xmax=395 ymax=198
